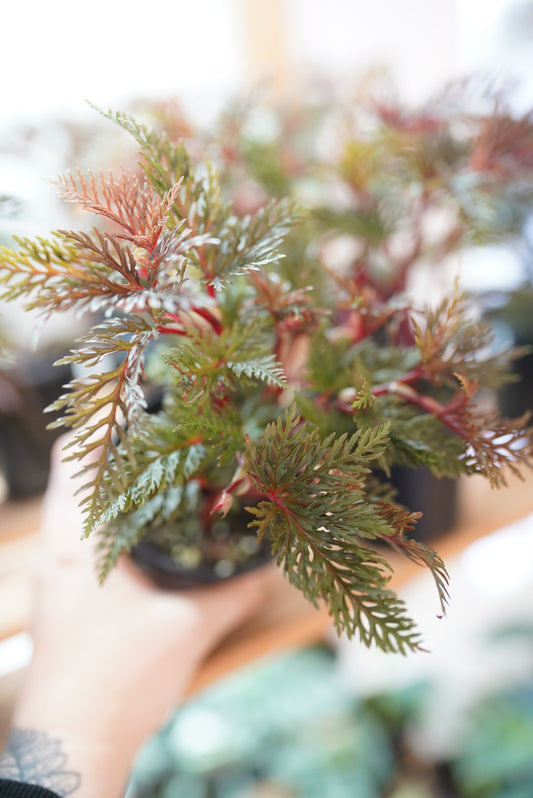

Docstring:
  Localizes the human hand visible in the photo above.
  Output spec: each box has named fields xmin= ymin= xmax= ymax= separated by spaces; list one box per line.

xmin=5 ymin=436 xmax=273 ymax=797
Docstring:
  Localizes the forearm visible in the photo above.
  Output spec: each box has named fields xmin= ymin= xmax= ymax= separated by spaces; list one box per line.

xmin=0 ymin=437 xmax=272 ymax=797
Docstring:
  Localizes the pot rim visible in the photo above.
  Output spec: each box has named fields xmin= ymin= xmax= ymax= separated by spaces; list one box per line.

xmin=131 ymin=538 xmax=273 ymax=588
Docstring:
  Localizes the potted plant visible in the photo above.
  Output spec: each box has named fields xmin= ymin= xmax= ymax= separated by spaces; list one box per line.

xmin=0 ymin=102 xmax=531 ymax=655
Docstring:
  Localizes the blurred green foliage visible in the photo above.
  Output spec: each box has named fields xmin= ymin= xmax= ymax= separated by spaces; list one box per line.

xmin=129 ymin=637 xmax=533 ymax=798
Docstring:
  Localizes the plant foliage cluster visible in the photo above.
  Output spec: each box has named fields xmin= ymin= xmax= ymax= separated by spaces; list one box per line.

xmin=1 ymin=85 xmax=532 ymax=653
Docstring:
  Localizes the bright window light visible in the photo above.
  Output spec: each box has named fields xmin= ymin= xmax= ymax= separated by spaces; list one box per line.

xmin=0 ymin=633 xmax=33 ymax=677
xmin=461 ymin=513 xmax=533 ymax=596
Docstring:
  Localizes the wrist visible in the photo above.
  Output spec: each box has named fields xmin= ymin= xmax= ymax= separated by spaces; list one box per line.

xmin=11 ymin=664 xmax=143 ymax=798
xmin=2 ymin=725 xmax=131 ymax=798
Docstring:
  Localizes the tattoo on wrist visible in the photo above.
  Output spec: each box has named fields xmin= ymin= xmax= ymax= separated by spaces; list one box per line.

xmin=0 ymin=728 xmax=81 ymax=796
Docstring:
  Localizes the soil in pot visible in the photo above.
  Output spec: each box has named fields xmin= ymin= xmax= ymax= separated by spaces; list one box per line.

xmin=130 ymin=490 xmax=273 ymax=589
xmin=130 ymin=466 xmax=456 ymax=591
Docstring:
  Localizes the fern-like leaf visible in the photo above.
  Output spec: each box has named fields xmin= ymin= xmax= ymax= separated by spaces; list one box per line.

xmin=96 ymin=485 xmax=187 ymax=581
xmin=91 ymin=104 xmax=299 ymax=285
xmin=412 ymin=289 xmax=517 ymax=390
xmin=0 ymin=234 xmax=98 ymax=307
xmin=55 ymin=170 xmax=183 ymax=251
xmin=375 ymin=503 xmax=450 ymax=614
xmin=165 ymin=320 xmax=287 ymax=402
xmin=47 ymin=316 xmax=161 ymax=535
xmin=88 ymin=103 xmax=194 ymax=204
xmin=206 ymin=198 xmax=298 ymax=286
xmin=244 ymin=405 xmax=444 ymax=652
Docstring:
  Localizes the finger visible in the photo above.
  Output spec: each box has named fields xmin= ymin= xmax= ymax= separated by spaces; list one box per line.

xmin=39 ymin=434 xmax=96 ymax=556
xmin=151 ymin=562 xmax=278 ymax=655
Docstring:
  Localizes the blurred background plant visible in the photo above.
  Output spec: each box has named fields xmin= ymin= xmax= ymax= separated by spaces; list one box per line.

xmin=126 ymin=628 xmax=533 ymax=798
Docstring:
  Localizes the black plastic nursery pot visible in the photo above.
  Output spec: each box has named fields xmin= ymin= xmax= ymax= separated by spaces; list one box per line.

xmin=129 ymin=492 xmax=274 ymax=589
xmin=124 ymin=391 xmax=274 ymax=588
xmin=497 ymin=347 xmax=533 ymax=419
xmin=130 ymin=476 xmax=456 ymax=590
xmin=130 ymin=536 xmax=273 ymax=589
xmin=128 ymin=466 xmax=456 ymax=590
xmin=389 ymin=465 xmax=457 ymax=542
xmin=483 ymin=288 xmax=533 ymax=420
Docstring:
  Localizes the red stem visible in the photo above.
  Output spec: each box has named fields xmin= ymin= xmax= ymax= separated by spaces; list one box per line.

xmin=158 ymin=326 xmax=188 ymax=336
xmin=379 ymin=383 xmax=466 ymax=437
xmin=335 ymin=364 xmax=468 ymax=440
xmin=371 ymin=367 xmax=423 ymax=395
xmin=191 ymin=305 xmax=223 ymax=335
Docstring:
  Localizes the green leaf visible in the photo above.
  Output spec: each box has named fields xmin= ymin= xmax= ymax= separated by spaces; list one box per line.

xmin=96 ymin=485 xmax=187 ymax=581
xmin=244 ymin=405 xmax=446 ymax=652
xmin=165 ymin=320 xmax=287 ymax=399
xmin=47 ymin=315 xmax=161 ymax=536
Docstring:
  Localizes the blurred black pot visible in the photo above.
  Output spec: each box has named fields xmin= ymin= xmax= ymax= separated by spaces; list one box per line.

xmin=498 ymin=349 xmax=533 ymax=418
xmin=390 ymin=466 xmax=457 ymax=542
xmin=0 ymin=352 xmax=70 ymax=499
xmin=482 ymin=287 xmax=533 ymax=419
